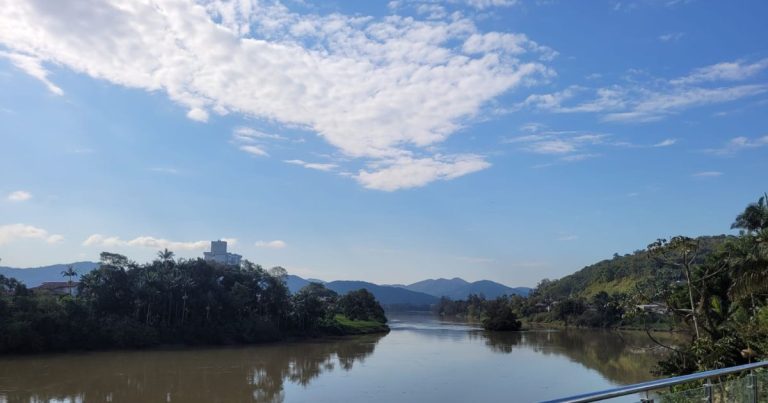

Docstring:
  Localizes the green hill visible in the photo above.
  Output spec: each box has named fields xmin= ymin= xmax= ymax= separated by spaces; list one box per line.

xmin=537 ymin=235 xmax=732 ymax=299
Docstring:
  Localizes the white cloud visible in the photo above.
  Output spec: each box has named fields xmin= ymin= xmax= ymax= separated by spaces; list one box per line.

xmin=671 ymin=59 xmax=768 ymax=85
xmin=186 ymin=108 xmax=209 ymax=122
xmin=355 ymin=154 xmax=490 ymax=191
xmin=7 ymin=190 xmax=32 ymax=202
xmin=466 ymin=0 xmax=519 ymax=9
xmin=239 ymin=145 xmax=269 ymax=157
xmin=603 ymin=85 xmax=768 ymax=122
xmin=462 ymin=32 xmax=558 ymax=60
xmin=82 ymin=234 xmax=218 ymax=251
xmin=658 ymin=32 xmax=684 ymax=42
xmin=522 ymin=59 xmax=768 ymax=122
xmin=0 ymin=0 xmax=554 ymax=191
xmin=255 ymin=240 xmax=287 ymax=249
xmin=560 ymin=153 xmax=600 ymax=162
xmin=0 ymin=223 xmax=63 ymax=245
xmin=0 ymin=51 xmax=63 ymax=95
xmin=234 ymin=127 xmax=286 ymax=142
xmin=284 ymin=159 xmax=338 ymax=172
xmin=507 ymin=131 xmax=607 ymax=155
xmin=150 ymin=167 xmax=180 ymax=174
xmin=705 ymin=135 xmax=768 ymax=155
xmin=653 ymin=138 xmax=677 ymax=147
xmin=692 ymin=171 xmax=723 ymax=178
xmin=46 ymin=234 xmax=65 ymax=244
xmin=557 ymin=234 xmax=578 ymax=241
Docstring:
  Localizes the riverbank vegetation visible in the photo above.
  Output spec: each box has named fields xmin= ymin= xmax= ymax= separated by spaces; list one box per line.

xmin=0 ymin=254 xmax=388 ymax=354
xmin=439 ymin=193 xmax=768 ymax=377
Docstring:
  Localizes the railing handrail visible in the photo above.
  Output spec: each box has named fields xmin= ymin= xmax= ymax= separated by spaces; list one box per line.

xmin=540 ymin=360 xmax=768 ymax=403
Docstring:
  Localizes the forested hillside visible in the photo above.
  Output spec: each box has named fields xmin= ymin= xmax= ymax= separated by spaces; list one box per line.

xmin=536 ymin=235 xmax=732 ymax=299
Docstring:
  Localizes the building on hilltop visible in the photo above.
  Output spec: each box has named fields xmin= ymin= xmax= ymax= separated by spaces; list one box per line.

xmin=32 ymin=282 xmax=80 ymax=296
xmin=203 ymin=240 xmax=242 ymax=266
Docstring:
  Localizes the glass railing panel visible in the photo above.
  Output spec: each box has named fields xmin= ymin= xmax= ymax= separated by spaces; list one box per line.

xmin=656 ymin=384 xmax=705 ymax=403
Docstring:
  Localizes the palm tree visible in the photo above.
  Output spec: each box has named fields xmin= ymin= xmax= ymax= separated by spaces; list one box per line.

xmin=728 ymin=194 xmax=768 ymax=308
xmin=61 ymin=265 xmax=78 ymax=297
xmin=158 ymin=248 xmax=175 ymax=264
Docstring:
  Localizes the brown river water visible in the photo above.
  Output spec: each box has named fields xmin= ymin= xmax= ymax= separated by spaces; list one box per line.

xmin=0 ymin=313 xmax=680 ymax=402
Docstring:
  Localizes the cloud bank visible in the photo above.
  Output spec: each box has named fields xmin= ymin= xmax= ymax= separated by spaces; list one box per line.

xmin=0 ymin=223 xmax=63 ymax=245
xmin=0 ymin=0 xmax=555 ymax=191
xmin=82 ymin=234 xmax=233 ymax=251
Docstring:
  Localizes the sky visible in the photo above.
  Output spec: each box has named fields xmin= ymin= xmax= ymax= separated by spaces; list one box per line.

xmin=0 ymin=0 xmax=767 ymax=287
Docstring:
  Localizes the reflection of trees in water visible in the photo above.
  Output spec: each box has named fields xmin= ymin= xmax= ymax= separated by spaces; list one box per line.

xmin=476 ymin=329 xmax=683 ymax=385
xmin=0 ymin=333 xmax=384 ymax=403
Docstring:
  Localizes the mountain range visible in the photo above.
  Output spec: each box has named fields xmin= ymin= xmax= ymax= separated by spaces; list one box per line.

xmin=0 ymin=262 xmax=530 ymax=308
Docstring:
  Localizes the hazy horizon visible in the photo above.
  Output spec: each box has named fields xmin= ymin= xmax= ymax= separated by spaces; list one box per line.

xmin=1 ymin=1 xmax=766 ymax=287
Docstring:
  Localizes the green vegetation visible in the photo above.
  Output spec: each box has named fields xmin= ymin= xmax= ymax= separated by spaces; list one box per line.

xmin=435 ymin=295 xmax=522 ymax=331
xmin=439 ymin=193 xmax=768 ymax=377
xmin=0 ymin=252 xmax=388 ymax=354
xmin=331 ymin=314 xmax=390 ymax=334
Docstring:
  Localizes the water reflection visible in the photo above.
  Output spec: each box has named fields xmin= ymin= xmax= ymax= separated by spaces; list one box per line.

xmin=0 ymin=316 xmax=683 ymax=403
xmin=0 ymin=333 xmax=384 ymax=403
xmin=478 ymin=329 xmax=681 ymax=384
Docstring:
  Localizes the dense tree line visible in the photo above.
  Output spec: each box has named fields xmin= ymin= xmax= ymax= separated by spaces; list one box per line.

xmin=435 ymin=294 xmax=522 ymax=331
xmin=0 ymin=252 xmax=387 ymax=354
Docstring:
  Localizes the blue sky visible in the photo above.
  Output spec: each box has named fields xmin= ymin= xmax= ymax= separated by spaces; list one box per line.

xmin=1 ymin=0 xmax=766 ymax=286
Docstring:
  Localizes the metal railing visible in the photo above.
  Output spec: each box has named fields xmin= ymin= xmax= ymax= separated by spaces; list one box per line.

xmin=541 ymin=361 xmax=768 ymax=403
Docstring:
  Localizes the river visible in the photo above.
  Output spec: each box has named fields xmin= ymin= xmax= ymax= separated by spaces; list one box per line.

xmin=0 ymin=313 xmax=679 ymax=402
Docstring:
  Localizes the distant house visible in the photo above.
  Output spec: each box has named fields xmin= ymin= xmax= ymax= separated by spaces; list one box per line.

xmin=203 ymin=240 xmax=242 ymax=266
xmin=534 ymin=302 xmax=551 ymax=312
xmin=32 ymin=282 xmax=79 ymax=296
xmin=635 ymin=303 xmax=668 ymax=315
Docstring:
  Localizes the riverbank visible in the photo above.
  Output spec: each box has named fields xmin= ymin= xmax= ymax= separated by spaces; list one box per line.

xmin=324 ymin=314 xmax=390 ymax=335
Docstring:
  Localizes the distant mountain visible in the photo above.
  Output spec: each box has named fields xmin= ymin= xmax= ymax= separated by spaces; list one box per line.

xmin=3 ymin=263 xmax=504 ymax=308
xmin=286 ymin=276 xmax=438 ymax=307
xmin=285 ymin=275 xmax=313 ymax=294
xmin=0 ymin=262 xmax=99 ymax=287
xmin=406 ymin=277 xmax=470 ymax=297
xmin=402 ymin=277 xmax=531 ymax=299
xmin=325 ymin=280 xmax=439 ymax=306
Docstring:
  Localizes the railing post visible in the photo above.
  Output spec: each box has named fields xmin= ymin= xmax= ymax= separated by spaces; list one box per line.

xmin=704 ymin=379 xmax=713 ymax=403
xmin=749 ymin=371 xmax=758 ymax=403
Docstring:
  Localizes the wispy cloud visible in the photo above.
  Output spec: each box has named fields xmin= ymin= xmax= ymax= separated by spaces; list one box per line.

xmin=255 ymin=240 xmax=287 ymax=249
xmin=284 ymin=159 xmax=338 ymax=172
xmin=82 ymin=234 xmax=226 ymax=251
xmin=692 ymin=171 xmax=723 ymax=178
xmin=522 ymin=59 xmax=768 ymax=122
xmin=0 ymin=223 xmax=63 ymax=245
xmin=355 ymin=154 xmax=490 ymax=191
xmin=239 ymin=145 xmax=269 ymax=157
xmin=670 ymin=58 xmax=768 ymax=85
xmin=150 ymin=167 xmax=180 ymax=175
xmin=0 ymin=51 xmax=63 ymax=95
xmin=505 ymin=129 xmax=607 ymax=156
xmin=704 ymin=135 xmax=768 ymax=155
xmin=653 ymin=138 xmax=677 ymax=147
xmin=658 ymin=32 xmax=684 ymax=43
xmin=233 ymin=127 xmax=287 ymax=142
xmin=7 ymin=190 xmax=32 ymax=202
xmin=557 ymin=234 xmax=578 ymax=241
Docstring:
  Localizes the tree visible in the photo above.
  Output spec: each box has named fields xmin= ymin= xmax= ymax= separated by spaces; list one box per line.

xmin=338 ymin=289 xmax=386 ymax=323
xmin=61 ymin=265 xmax=78 ymax=297
xmin=728 ymin=194 xmax=768 ymax=302
xmin=648 ymin=236 xmax=703 ymax=339
xmin=482 ymin=297 xmax=521 ymax=331
xmin=553 ymin=298 xmax=586 ymax=327
xmin=292 ymin=283 xmax=338 ymax=331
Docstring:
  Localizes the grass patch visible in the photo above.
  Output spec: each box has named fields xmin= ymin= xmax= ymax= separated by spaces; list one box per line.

xmin=330 ymin=314 xmax=389 ymax=335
